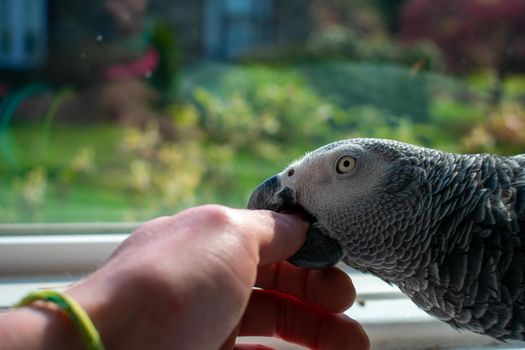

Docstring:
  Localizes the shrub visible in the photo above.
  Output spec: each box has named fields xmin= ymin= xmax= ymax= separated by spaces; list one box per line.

xmin=187 ymin=67 xmax=342 ymax=153
xmin=238 ymin=25 xmax=444 ymax=72
xmin=462 ymin=103 xmax=525 ymax=154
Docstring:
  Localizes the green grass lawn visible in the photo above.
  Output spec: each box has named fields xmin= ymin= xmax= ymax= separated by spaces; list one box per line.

xmin=0 ymin=123 xmax=293 ymax=223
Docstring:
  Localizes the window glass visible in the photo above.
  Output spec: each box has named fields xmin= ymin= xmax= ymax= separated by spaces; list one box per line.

xmin=1 ymin=0 xmax=524 ymax=226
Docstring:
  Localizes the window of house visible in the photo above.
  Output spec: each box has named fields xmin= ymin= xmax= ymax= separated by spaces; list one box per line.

xmin=204 ymin=0 xmax=275 ymax=59
xmin=1 ymin=1 xmax=524 ymax=349
xmin=0 ymin=0 xmax=47 ymax=68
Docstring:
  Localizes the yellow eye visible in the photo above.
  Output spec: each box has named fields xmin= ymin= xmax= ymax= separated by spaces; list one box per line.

xmin=336 ymin=156 xmax=357 ymax=174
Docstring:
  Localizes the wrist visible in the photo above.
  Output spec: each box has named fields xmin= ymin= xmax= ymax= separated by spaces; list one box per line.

xmin=66 ymin=278 xmax=122 ymax=349
xmin=65 ymin=263 xmax=145 ymax=349
xmin=0 ymin=305 xmax=84 ymax=350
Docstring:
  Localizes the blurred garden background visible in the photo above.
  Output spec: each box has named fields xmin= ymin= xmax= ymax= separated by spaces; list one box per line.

xmin=1 ymin=0 xmax=524 ymax=223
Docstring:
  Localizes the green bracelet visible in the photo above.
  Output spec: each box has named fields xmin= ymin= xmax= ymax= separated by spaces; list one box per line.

xmin=15 ymin=290 xmax=105 ymax=350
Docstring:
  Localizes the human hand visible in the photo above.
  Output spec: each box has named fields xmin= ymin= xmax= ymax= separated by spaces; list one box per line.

xmin=10 ymin=205 xmax=368 ymax=349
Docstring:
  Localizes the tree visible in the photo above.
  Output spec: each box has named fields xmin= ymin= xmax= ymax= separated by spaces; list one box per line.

xmin=400 ymin=0 xmax=525 ymax=104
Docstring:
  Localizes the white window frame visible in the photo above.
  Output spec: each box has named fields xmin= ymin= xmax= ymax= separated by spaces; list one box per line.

xmin=0 ymin=223 xmax=137 ymax=275
xmin=0 ymin=223 xmax=520 ymax=350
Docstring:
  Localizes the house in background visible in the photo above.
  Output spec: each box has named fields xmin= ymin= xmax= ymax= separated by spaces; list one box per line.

xmin=0 ymin=0 xmax=311 ymax=74
xmin=152 ymin=0 xmax=311 ymax=61
xmin=0 ymin=0 xmax=312 ymax=126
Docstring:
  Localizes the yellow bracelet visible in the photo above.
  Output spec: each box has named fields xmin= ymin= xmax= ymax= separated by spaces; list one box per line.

xmin=15 ymin=290 xmax=105 ymax=350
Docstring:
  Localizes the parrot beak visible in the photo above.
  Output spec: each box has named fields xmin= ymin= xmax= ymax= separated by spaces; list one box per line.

xmin=248 ymin=175 xmax=344 ymax=269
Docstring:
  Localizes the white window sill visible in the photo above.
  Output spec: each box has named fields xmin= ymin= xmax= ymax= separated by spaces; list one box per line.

xmin=0 ymin=226 xmax=524 ymax=350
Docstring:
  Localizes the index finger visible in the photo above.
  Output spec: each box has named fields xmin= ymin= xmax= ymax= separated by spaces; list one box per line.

xmin=232 ymin=209 xmax=309 ymax=266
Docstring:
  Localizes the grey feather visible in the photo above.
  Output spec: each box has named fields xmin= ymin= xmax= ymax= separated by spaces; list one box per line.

xmin=248 ymin=138 xmax=525 ymax=340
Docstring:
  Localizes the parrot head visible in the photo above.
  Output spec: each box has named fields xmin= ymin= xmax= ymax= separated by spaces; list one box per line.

xmin=248 ymin=138 xmax=432 ymax=275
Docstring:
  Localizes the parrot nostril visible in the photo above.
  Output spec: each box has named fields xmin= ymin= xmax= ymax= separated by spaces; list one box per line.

xmin=287 ymin=169 xmax=295 ymax=177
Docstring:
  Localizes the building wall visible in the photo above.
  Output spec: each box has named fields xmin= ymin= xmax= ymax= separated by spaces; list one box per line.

xmin=274 ymin=0 xmax=311 ymax=44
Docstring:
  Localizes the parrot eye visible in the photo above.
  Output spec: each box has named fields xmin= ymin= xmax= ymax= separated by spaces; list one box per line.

xmin=336 ymin=156 xmax=357 ymax=174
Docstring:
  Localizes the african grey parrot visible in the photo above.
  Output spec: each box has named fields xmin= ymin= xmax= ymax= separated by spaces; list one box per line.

xmin=247 ymin=138 xmax=525 ymax=340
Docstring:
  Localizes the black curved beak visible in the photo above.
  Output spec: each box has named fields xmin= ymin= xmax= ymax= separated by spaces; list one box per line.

xmin=248 ymin=175 xmax=344 ymax=269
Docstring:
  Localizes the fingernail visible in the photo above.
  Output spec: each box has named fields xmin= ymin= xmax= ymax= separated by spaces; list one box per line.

xmin=274 ymin=211 xmax=310 ymax=231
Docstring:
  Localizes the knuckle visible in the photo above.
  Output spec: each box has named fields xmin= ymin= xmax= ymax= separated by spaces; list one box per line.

xmin=193 ymin=205 xmax=260 ymax=262
xmin=188 ymin=204 xmax=237 ymax=228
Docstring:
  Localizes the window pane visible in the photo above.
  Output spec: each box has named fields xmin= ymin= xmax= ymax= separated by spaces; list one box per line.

xmin=1 ymin=0 xmax=524 ymax=227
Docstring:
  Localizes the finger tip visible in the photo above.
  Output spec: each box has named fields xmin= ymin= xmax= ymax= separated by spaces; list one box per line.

xmin=309 ymin=268 xmax=356 ymax=312
xmin=331 ymin=268 xmax=357 ymax=309
xmin=323 ymin=314 xmax=371 ymax=350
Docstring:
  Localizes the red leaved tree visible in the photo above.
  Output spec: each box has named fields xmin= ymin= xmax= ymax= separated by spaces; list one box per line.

xmin=400 ymin=0 xmax=525 ymax=104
